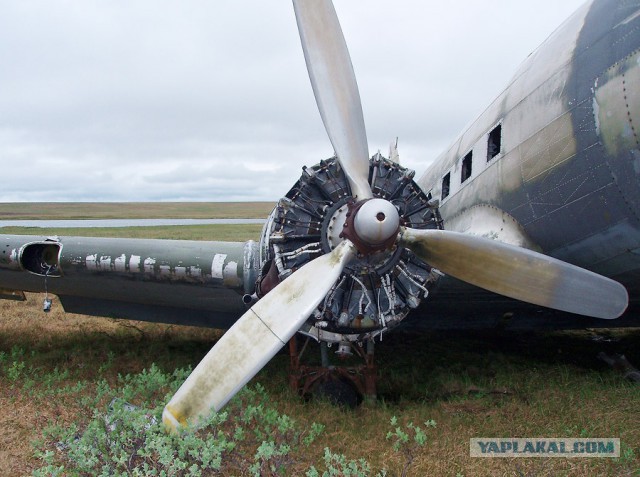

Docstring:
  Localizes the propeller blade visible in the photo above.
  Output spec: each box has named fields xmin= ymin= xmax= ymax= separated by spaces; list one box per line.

xmin=163 ymin=240 xmax=356 ymax=432
xmin=400 ymin=228 xmax=628 ymax=319
xmin=293 ymin=0 xmax=372 ymax=200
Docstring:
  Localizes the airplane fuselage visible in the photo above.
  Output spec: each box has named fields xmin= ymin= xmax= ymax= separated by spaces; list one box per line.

xmin=418 ymin=0 xmax=640 ymax=300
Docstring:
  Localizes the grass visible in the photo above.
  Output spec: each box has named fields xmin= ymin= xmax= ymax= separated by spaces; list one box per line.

xmin=0 ymin=201 xmax=267 ymax=242
xmin=0 ymin=201 xmax=274 ymax=220
xmin=0 ymin=224 xmax=264 ymax=242
xmin=0 ymin=203 xmax=639 ymax=475
xmin=1 ymin=301 xmax=638 ymax=476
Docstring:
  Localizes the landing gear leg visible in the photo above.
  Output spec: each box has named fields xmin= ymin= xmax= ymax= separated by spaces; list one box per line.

xmin=363 ymin=340 xmax=376 ymax=402
xmin=288 ymin=337 xmax=377 ymax=407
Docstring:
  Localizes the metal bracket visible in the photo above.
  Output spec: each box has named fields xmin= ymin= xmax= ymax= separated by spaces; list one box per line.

xmin=288 ymin=336 xmax=377 ymax=404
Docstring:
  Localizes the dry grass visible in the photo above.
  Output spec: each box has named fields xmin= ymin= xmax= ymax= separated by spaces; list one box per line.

xmin=1 ymin=295 xmax=638 ymax=476
xmin=0 ymin=294 xmax=222 ymax=476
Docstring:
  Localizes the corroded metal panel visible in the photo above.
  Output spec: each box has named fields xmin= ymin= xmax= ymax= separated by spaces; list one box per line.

xmin=417 ymin=0 xmax=640 ymax=286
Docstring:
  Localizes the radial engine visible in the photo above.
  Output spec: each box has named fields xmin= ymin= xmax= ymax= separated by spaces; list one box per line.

xmin=257 ymin=154 xmax=442 ymax=346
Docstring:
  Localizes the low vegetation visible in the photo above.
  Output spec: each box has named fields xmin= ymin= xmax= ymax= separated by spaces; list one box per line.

xmin=0 ymin=202 xmax=274 ymax=220
xmin=0 ymin=224 xmax=264 ymax=242
xmin=1 ymin=297 xmax=638 ymax=476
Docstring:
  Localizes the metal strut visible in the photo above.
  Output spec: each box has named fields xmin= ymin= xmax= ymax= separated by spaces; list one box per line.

xmin=288 ymin=336 xmax=377 ymax=405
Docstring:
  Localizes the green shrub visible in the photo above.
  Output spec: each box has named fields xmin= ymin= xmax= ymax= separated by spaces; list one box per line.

xmin=32 ymin=363 xmax=438 ymax=475
xmin=32 ymin=367 xmax=328 ymax=475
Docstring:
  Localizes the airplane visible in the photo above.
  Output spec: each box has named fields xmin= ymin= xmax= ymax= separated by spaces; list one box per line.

xmin=0 ymin=0 xmax=638 ymax=431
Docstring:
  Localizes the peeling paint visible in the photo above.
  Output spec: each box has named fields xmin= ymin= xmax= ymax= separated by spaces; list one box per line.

xmin=243 ymin=240 xmax=259 ymax=295
xmin=144 ymin=257 xmax=156 ymax=273
xmin=223 ymin=261 xmax=240 ymax=287
xmin=190 ymin=266 xmax=202 ymax=279
xmin=212 ymin=254 xmax=227 ymax=279
xmin=594 ymin=50 xmax=640 ymax=157
xmin=129 ymin=255 xmax=141 ymax=272
xmin=175 ymin=266 xmax=187 ymax=278
xmin=100 ymin=256 xmax=111 ymax=270
xmin=86 ymin=254 xmax=98 ymax=270
xmin=114 ymin=254 xmax=126 ymax=272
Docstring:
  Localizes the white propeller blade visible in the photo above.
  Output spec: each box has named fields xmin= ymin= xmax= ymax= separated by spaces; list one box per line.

xmin=293 ymin=0 xmax=372 ymax=200
xmin=163 ymin=240 xmax=356 ymax=431
xmin=400 ymin=228 xmax=628 ymax=319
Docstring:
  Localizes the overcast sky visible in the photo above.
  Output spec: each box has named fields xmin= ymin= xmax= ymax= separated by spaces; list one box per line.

xmin=0 ymin=0 xmax=588 ymax=202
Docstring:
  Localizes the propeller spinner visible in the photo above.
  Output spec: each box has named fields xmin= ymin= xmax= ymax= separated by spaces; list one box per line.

xmin=163 ymin=0 xmax=628 ymax=431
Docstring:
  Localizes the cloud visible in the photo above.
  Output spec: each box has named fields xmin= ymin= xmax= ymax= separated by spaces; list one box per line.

xmin=0 ymin=0 xmax=586 ymax=202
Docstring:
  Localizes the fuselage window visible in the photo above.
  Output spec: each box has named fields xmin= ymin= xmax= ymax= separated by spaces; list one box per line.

xmin=461 ymin=151 xmax=472 ymax=183
xmin=487 ymin=124 xmax=502 ymax=161
xmin=441 ymin=172 xmax=450 ymax=200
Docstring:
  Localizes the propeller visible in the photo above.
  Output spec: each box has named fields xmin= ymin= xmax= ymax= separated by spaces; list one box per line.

xmin=292 ymin=0 xmax=372 ymax=200
xmin=163 ymin=0 xmax=629 ymax=431
xmin=399 ymin=228 xmax=629 ymax=319
xmin=163 ymin=240 xmax=356 ymax=431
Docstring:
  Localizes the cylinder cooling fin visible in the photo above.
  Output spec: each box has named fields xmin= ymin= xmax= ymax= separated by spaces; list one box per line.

xmin=259 ymin=154 xmax=443 ymax=344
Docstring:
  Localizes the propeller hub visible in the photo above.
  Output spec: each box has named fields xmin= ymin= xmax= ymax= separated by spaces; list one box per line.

xmin=339 ymin=198 xmax=400 ymax=255
xmin=354 ymin=198 xmax=400 ymax=246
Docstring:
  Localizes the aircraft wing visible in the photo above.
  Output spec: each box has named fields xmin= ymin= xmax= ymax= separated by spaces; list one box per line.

xmin=0 ymin=234 xmax=259 ymax=329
